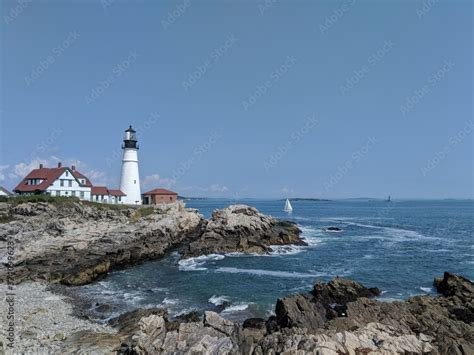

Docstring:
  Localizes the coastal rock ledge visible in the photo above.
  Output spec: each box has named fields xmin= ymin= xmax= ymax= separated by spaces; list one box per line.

xmin=0 ymin=200 xmax=303 ymax=285
xmin=184 ymin=204 xmax=304 ymax=257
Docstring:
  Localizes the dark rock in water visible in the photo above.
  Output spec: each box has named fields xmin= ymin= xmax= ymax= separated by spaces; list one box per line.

xmin=174 ymin=310 xmax=201 ymax=323
xmin=276 ymin=293 xmax=327 ymax=330
xmin=325 ymin=226 xmax=342 ymax=231
xmin=312 ymin=276 xmax=381 ymax=305
xmin=243 ymin=318 xmax=266 ymax=329
xmin=433 ymin=271 xmax=473 ymax=298
xmin=275 ymin=277 xmax=380 ymax=330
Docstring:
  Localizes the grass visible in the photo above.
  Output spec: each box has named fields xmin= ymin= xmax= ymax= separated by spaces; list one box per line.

xmin=131 ymin=207 xmax=155 ymax=222
xmin=3 ymin=195 xmax=81 ymax=206
xmin=82 ymin=200 xmax=132 ymax=210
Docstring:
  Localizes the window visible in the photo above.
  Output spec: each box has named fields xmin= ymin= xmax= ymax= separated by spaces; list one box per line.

xmin=65 ymin=191 xmax=69 ymax=195
xmin=118 ymin=197 xmax=121 ymax=202
xmin=68 ymin=180 xmax=73 ymax=187
xmin=80 ymin=191 xmax=84 ymax=199
xmin=81 ymin=179 xmax=85 ymax=184
xmin=60 ymin=180 xmax=64 ymax=187
xmin=71 ymin=191 xmax=76 ymax=197
xmin=56 ymin=191 xmax=60 ymax=196
xmin=66 ymin=171 xmax=69 ymax=177
xmin=134 ymin=180 xmax=136 ymax=184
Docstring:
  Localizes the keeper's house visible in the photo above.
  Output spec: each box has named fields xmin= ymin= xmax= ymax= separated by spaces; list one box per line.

xmin=142 ymin=188 xmax=178 ymax=205
xmin=14 ymin=163 xmax=125 ymax=204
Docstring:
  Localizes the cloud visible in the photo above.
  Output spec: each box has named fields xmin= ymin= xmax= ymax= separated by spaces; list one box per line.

xmin=11 ymin=157 xmax=60 ymax=178
xmin=142 ymin=174 xmax=176 ymax=189
xmin=0 ymin=165 xmax=9 ymax=181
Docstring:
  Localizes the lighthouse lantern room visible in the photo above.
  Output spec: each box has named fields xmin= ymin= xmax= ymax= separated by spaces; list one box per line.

xmin=119 ymin=125 xmax=142 ymax=205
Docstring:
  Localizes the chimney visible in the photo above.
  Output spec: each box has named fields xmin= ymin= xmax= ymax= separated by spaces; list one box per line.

xmin=71 ymin=165 xmax=76 ymax=171
xmin=39 ymin=163 xmax=43 ymax=169
xmin=58 ymin=162 xmax=62 ymax=168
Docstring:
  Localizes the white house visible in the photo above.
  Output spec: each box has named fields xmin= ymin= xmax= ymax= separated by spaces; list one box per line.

xmin=13 ymin=162 xmax=125 ymax=204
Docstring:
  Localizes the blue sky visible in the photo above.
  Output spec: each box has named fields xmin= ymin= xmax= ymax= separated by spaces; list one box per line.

xmin=0 ymin=0 xmax=472 ymax=199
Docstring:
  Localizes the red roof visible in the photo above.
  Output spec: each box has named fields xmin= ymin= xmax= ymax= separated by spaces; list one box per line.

xmin=108 ymin=189 xmax=126 ymax=196
xmin=14 ymin=167 xmax=65 ymax=192
xmin=72 ymin=170 xmax=93 ymax=187
xmin=91 ymin=186 xmax=109 ymax=195
xmin=143 ymin=188 xmax=177 ymax=196
xmin=14 ymin=166 xmax=93 ymax=193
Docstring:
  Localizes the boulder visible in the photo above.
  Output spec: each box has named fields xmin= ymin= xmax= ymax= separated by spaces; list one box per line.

xmin=184 ymin=205 xmax=304 ymax=257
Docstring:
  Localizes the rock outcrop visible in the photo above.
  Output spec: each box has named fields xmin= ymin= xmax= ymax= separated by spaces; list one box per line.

xmin=184 ymin=205 xmax=304 ymax=257
xmin=0 ymin=201 xmax=204 ymax=285
xmin=0 ymin=201 xmax=302 ymax=286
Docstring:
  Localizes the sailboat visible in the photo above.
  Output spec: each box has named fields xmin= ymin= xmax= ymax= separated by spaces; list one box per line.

xmin=284 ymin=198 xmax=293 ymax=213
xmin=387 ymin=195 xmax=392 ymax=202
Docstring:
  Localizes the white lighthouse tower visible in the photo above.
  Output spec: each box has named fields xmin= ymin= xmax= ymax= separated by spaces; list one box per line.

xmin=120 ymin=125 xmax=142 ymax=205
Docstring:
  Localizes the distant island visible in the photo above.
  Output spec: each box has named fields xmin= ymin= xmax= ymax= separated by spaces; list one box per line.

xmin=279 ymin=198 xmax=331 ymax=202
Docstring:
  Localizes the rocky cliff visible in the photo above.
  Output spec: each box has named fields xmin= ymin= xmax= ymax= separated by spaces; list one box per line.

xmin=0 ymin=200 xmax=302 ymax=286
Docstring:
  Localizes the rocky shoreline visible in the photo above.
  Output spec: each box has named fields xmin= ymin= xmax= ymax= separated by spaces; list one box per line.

xmin=0 ymin=200 xmax=302 ymax=286
xmin=1 ymin=272 xmax=472 ymax=354
xmin=1 ymin=200 xmax=473 ymax=353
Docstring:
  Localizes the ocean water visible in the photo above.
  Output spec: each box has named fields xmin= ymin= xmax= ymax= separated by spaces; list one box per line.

xmin=77 ymin=199 xmax=473 ymax=322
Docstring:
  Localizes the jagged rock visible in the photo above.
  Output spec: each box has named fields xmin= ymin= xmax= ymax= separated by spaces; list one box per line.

xmin=204 ymin=311 xmax=237 ymax=336
xmin=184 ymin=205 xmax=304 ymax=257
xmin=312 ymin=276 xmax=380 ymax=306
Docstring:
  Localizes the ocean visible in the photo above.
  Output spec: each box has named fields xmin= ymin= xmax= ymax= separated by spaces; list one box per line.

xmin=77 ymin=199 xmax=473 ymax=322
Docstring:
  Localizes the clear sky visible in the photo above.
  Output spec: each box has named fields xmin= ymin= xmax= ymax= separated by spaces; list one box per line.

xmin=0 ymin=0 xmax=472 ymax=199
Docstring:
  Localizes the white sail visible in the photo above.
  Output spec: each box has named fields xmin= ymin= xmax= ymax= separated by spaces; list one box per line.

xmin=284 ymin=199 xmax=293 ymax=212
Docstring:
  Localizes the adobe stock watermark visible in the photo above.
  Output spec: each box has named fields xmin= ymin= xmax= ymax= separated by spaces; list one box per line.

xmin=324 ymin=137 xmax=379 ymax=192
xmin=420 ymin=120 xmax=473 ymax=176
xmin=162 ymin=0 xmax=191 ymax=30
xmin=24 ymin=31 xmax=80 ymax=87
xmin=171 ymin=131 xmax=222 ymax=181
xmin=182 ymin=35 xmax=238 ymax=91
xmin=101 ymin=0 xmax=116 ymax=12
xmin=319 ymin=0 xmax=356 ymax=34
xmin=106 ymin=112 xmax=160 ymax=167
xmin=264 ymin=115 xmax=320 ymax=172
xmin=242 ymin=55 xmax=297 ymax=110
xmin=340 ymin=40 xmax=395 ymax=95
xmin=400 ymin=60 xmax=454 ymax=116
xmin=258 ymin=0 xmax=278 ymax=16
xmin=3 ymin=0 xmax=32 ymax=25
xmin=416 ymin=0 xmax=440 ymax=19
xmin=5 ymin=235 xmax=16 ymax=350
xmin=85 ymin=51 xmax=140 ymax=104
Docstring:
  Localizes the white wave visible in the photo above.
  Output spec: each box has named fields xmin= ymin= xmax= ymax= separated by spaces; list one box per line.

xmin=269 ymin=244 xmax=305 ymax=255
xmin=216 ymin=267 xmax=323 ymax=278
xmin=363 ymin=254 xmax=374 ymax=259
xmin=208 ymin=295 xmax=230 ymax=306
xmin=162 ymin=297 xmax=179 ymax=305
xmin=419 ymin=287 xmax=432 ymax=293
xmin=178 ymin=254 xmax=225 ymax=271
xmin=221 ymin=303 xmax=249 ymax=313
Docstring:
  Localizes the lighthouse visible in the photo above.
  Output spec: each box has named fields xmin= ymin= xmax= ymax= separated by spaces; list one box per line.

xmin=119 ymin=125 xmax=142 ymax=205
